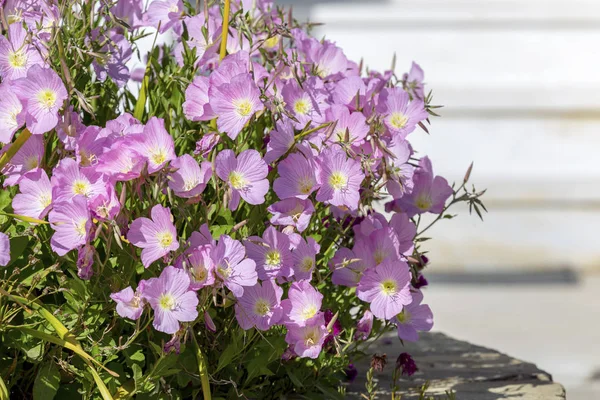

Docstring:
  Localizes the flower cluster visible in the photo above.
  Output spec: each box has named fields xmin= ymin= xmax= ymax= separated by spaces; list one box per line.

xmin=0 ymin=0 xmax=484 ymax=398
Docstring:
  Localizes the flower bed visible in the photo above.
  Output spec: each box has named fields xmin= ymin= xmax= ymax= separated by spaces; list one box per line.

xmin=0 ymin=0 xmax=485 ymax=399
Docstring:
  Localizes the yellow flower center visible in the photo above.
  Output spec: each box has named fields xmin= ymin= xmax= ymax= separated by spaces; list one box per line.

xmin=304 ymin=330 xmax=318 ymax=346
xmin=24 ymin=156 xmax=39 ymax=170
xmin=150 ymin=149 xmax=167 ymax=166
xmin=373 ymin=250 xmax=386 ymax=265
xmin=254 ymin=299 xmax=271 ymax=316
xmin=191 ymin=266 xmax=207 ymax=282
xmin=328 ymin=172 xmax=348 ymax=190
xmin=234 ymin=99 xmax=253 ymax=117
xmin=297 ymin=177 xmax=315 ymax=195
xmin=37 ymin=89 xmax=57 ymax=109
xmin=293 ymin=98 xmax=311 ymax=115
xmin=380 ymin=279 xmax=398 ymax=296
xmin=72 ymin=180 xmax=91 ymax=196
xmin=217 ymin=263 xmax=232 ymax=279
xmin=157 ymin=231 xmax=174 ymax=249
xmin=265 ymin=250 xmax=281 ymax=268
xmin=183 ymin=179 xmax=198 ymax=191
xmin=228 ymin=171 xmax=247 ymax=189
xmin=390 ymin=112 xmax=408 ymax=129
xmin=75 ymin=218 xmax=88 ymax=236
xmin=39 ymin=193 xmax=52 ymax=209
xmin=415 ymin=194 xmax=432 ymax=210
xmin=159 ymin=294 xmax=176 ymax=310
xmin=396 ymin=310 xmax=411 ymax=324
xmin=168 ymin=4 xmax=179 ymax=13
xmin=301 ymin=305 xmax=318 ymax=321
xmin=7 ymin=12 xmax=23 ymax=25
xmin=8 ymin=50 xmax=26 ymax=68
xmin=300 ymin=257 xmax=314 ymax=272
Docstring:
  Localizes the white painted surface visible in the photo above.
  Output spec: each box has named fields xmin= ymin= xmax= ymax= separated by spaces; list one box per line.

xmin=305 ymin=0 xmax=600 ymax=271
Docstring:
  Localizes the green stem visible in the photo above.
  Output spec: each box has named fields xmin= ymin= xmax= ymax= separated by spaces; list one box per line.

xmin=192 ymin=333 xmax=211 ymax=400
xmin=0 ymin=129 xmax=32 ymax=171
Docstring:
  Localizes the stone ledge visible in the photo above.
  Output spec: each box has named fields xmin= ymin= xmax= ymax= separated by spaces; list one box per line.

xmin=348 ymin=332 xmax=566 ymax=399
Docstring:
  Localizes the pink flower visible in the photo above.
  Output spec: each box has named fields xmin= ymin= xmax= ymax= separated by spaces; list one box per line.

xmin=387 ymin=156 xmax=452 ymax=217
xmin=143 ymin=0 xmax=184 ymax=34
xmin=12 ymin=65 xmax=67 ymax=134
xmin=1 ymin=134 xmax=43 ymax=187
xmin=130 ymin=117 xmax=176 ymax=174
xmin=168 ymin=154 xmax=212 ymax=198
xmin=377 ymin=87 xmax=428 ymax=139
xmin=281 ymin=281 xmax=323 ymax=326
xmin=0 ymin=83 xmax=25 ymax=144
xmin=180 ymin=244 xmax=215 ymax=290
xmin=12 ymin=169 xmax=52 ymax=220
xmin=183 ymin=76 xmax=214 ymax=122
xmin=235 ymin=280 xmax=284 ymax=331
xmin=357 ymin=260 xmax=412 ymax=320
xmin=284 ymin=314 xmax=328 ymax=359
xmin=355 ymin=310 xmax=373 ymax=340
xmin=291 ymin=237 xmax=320 ymax=281
xmin=273 ymin=152 xmax=319 ymax=200
xmin=210 ymin=73 xmax=264 ymax=140
xmin=244 ymin=226 xmax=293 ymax=280
xmin=95 ymin=140 xmax=145 ymax=182
xmin=48 ymin=195 xmax=91 ymax=256
xmin=128 ymin=205 xmax=179 ymax=268
xmin=282 ymin=79 xmax=326 ymax=129
xmin=393 ymin=290 xmax=434 ymax=342
xmin=0 ymin=232 xmax=10 ymax=266
xmin=264 ymin=120 xmax=295 ymax=164
xmin=77 ymin=243 xmax=95 ymax=280
xmin=326 ymin=105 xmax=369 ymax=146
xmin=111 ymin=283 xmax=146 ymax=320
xmin=215 ymin=149 xmax=269 ymax=210
xmin=213 ymin=235 xmax=258 ymax=297
xmin=316 ymin=146 xmax=365 ymax=211
xmin=0 ymin=23 xmax=44 ymax=81
xmin=51 ymin=158 xmax=107 ymax=203
xmin=329 ymin=246 xmax=367 ymax=288
xmin=142 ymin=266 xmax=199 ymax=334
xmin=267 ymin=198 xmax=314 ymax=233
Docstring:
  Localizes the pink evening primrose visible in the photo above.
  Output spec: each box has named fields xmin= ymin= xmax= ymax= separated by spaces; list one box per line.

xmin=48 ymin=195 xmax=91 ymax=256
xmin=244 ymin=226 xmax=293 ymax=280
xmin=12 ymin=65 xmax=68 ymax=135
xmin=215 ymin=149 xmax=269 ymax=210
xmin=267 ymin=198 xmax=315 ymax=233
xmin=110 ymin=283 xmax=146 ymax=321
xmin=281 ymin=280 xmax=323 ymax=327
xmin=168 ymin=154 xmax=212 ymax=198
xmin=291 ymin=237 xmax=320 ymax=281
xmin=393 ymin=290 xmax=434 ymax=342
xmin=0 ymin=83 xmax=25 ymax=144
xmin=1 ymin=133 xmax=44 ymax=187
xmin=183 ymin=76 xmax=214 ymax=122
xmin=355 ymin=310 xmax=374 ymax=340
xmin=0 ymin=23 xmax=44 ymax=81
xmin=387 ymin=156 xmax=453 ymax=217
xmin=143 ymin=0 xmax=184 ymax=34
xmin=128 ymin=205 xmax=180 ymax=268
xmin=377 ymin=87 xmax=428 ymax=139
xmin=180 ymin=244 xmax=216 ymax=291
xmin=357 ymin=260 xmax=412 ymax=320
xmin=316 ymin=146 xmax=365 ymax=211
xmin=284 ymin=313 xmax=328 ymax=359
xmin=209 ymin=73 xmax=264 ymax=140
xmin=213 ymin=234 xmax=258 ymax=298
xmin=12 ymin=169 xmax=52 ymax=220
xmin=235 ymin=280 xmax=284 ymax=331
xmin=142 ymin=266 xmax=199 ymax=334
xmin=130 ymin=117 xmax=176 ymax=174
xmin=273 ymin=152 xmax=319 ymax=200
xmin=0 ymin=232 xmax=9 ymax=267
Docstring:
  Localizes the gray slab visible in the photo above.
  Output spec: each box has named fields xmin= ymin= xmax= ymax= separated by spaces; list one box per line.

xmin=347 ymin=332 xmax=566 ymax=399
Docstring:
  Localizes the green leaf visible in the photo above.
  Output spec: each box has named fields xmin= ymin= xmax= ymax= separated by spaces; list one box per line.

xmin=216 ymin=342 xmax=239 ymax=373
xmin=33 ymin=362 xmax=61 ymax=400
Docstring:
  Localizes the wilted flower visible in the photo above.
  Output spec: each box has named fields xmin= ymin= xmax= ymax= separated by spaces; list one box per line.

xmin=396 ymin=352 xmax=418 ymax=376
xmin=0 ymin=232 xmax=9 ymax=266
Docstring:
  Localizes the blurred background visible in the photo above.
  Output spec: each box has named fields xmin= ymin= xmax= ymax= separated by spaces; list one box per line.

xmin=280 ymin=0 xmax=600 ymax=398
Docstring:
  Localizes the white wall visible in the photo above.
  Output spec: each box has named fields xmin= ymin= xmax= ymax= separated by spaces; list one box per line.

xmin=303 ymin=0 xmax=600 ymax=272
